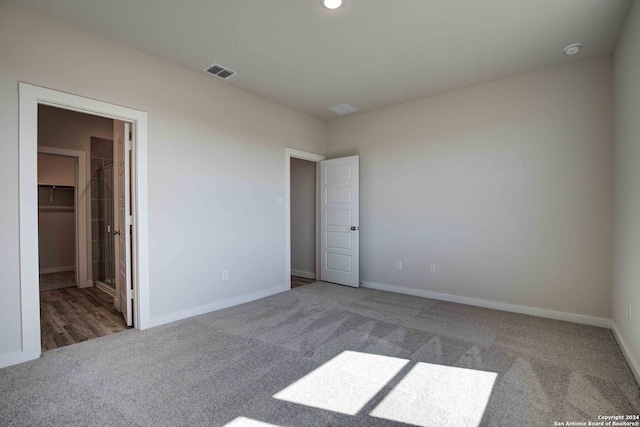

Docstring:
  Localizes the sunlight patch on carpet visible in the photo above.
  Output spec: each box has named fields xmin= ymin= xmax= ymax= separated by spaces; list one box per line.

xmin=273 ymin=350 xmax=408 ymax=415
xmin=224 ymin=417 xmax=281 ymax=427
xmin=370 ymin=362 xmax=497 ymax=426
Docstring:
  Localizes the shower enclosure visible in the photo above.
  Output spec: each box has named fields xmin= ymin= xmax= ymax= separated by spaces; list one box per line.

xmin=95 ymin=164 xmax=115 ymax=290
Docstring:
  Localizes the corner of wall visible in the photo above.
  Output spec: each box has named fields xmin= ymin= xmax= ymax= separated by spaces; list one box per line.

xmin=611 ymin=321 xmax=640 ymax=386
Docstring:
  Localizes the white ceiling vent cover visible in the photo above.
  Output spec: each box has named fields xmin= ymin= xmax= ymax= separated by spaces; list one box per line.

xmin=204 ymin=63 xmax=237 ymax=79
xmin=328 ymin=103 xmax=359 ymax=115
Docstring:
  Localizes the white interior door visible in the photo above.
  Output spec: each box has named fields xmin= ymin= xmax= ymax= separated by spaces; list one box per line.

xmin=320 ymin=155 xmax=359 ymax=287
xmin=115 ymin=120 xmax=133 ymax=326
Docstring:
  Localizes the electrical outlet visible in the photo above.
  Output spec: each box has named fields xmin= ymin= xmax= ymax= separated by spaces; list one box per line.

xmin=222 ymin=270 xmax=229 ymax=281
xmin=430 ymin=264 xmax=436 ymax=274
xmin=396 ymin=261 xmax=402 ymax=270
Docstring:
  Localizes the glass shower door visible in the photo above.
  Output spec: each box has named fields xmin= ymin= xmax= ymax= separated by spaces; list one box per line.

xmin=98 ymin=165 xmax=115 ymax=289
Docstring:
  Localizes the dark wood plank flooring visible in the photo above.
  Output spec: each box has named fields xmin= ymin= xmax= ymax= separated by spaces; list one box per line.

xmin=291 ymin=275 xmax=316 ymax=288
xmin=40 ymin=287 xmax=129 ymax=351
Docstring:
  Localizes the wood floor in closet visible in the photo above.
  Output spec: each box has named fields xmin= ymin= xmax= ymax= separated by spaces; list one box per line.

xmin=41 ymin=277 xmax=316 ymax=351
xmin=291 ymin=275 xmax=316 ymax=288
xmin=40 ymin=287 xmax=129 ymax=352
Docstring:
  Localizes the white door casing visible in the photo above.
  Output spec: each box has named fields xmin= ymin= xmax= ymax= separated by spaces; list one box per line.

xmin=14 ymin=83 xmax=149 ymax=369
xmin=284 ymin=148 xmax=326 ymax=288
xmin=116 ymin=120 xmax=133 ymax=326
xmin=320 ymin=155 xmax=360 ymax=287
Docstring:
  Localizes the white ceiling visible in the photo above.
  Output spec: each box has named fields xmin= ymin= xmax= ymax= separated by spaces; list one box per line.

xmin=15 ymin=0 xmax=631 ymax=121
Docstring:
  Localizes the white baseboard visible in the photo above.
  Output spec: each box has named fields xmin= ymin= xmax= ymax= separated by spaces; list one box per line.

xmin=360 ymin=281 xmax=611 ymax=329
xmin=39 ymin=266 xmax=74 ymax=274
xmin=0 ymin=349 xmax=40 ymax=369
xmin=291 ymin=270 xmax=316 ymax=280
xmin=611 ymin=322 xmax=640 ymax=387
xmin=148 ymin=285 xmax=289 ymax=329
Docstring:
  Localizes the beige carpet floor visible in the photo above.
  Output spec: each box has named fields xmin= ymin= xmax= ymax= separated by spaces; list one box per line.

xmin=1 ymin=282 xmax=638 ymax=426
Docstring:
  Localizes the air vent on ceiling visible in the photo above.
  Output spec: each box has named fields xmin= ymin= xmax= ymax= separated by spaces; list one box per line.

xmin=204 ymin=63 xmax=237 ymax=79
xmin=328 ymin=103 xmax=359 ymax=115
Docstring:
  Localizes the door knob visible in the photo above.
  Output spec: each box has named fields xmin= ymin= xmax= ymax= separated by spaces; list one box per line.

xmin=113 ymin=230 xmax=121 ymax=236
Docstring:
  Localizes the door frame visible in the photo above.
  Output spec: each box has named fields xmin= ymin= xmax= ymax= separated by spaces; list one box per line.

xmin=36 ymin=147 xmax=89 ymax=288
xmin=284 ymin=148 xmax=325 ymax=289
xmin=18 ymin=83 xmax=150 ymax=364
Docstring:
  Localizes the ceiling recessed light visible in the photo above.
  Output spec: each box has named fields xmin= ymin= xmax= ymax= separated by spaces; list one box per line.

xmin=321 ymin=0 xmax=343 ymax=10
xmin=564 ymin=43 xmax=582 ymax=56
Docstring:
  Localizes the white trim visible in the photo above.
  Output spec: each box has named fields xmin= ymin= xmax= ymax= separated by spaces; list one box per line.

xmin=38 ymin=146 xmax=88 ymax=288
xmin=0 ymin=350 xmax=41 ymax=369
xmin=291 ymin=270 xmax=316 ymax=280
xmin=284 ymin=148 xmax=325 ymax=290
xmin=18 ymin=83 xmax=150 ymax=368
xmin=148 ymin=285 xmax=289 ymax=328
xmin=95 ymin=281 xmax=116 ymax=298
xmin=39 ymin=266 xmax=75 ymax=274
xmin=360 ymin=281 xmax=612 ymax=328
xmin=611 ymin=322 xmax=640 ymax=387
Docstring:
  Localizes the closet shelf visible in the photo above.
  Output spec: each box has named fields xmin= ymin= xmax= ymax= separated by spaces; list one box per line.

xmin=38 ymin=184 xmax=74 ymax=189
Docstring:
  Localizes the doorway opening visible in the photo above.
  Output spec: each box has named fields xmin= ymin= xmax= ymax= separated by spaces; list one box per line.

xmin=285 ymin=148 xmax=325 ymax=289
xmin=285 ymin=148 xmax=361 ymax=290
xmin=290 ymin=157 xmax=318 ymax=288
xmin=37 ymin=105 xmax=131 ymax=351
xmin=17 ymin=83 xmax=149 ymax=366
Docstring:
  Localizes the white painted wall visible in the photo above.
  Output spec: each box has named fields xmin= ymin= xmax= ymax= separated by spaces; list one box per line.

xmin=0 ymin=2 xmax=325 ymax=358
xmin=290 ymin=158 xmax=316 ymax=277
xmin=613 ymin=0 xmax=640 ymax=380
xmin=327 ymin=57 xmax=614 ymax=320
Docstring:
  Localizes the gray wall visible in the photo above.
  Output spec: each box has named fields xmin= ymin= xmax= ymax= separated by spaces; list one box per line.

xmin=328 ymin=57 xmax=614 ymax=320
xmin=0 ymin=2 xmax=326 ymax=358
xmin=290 ymin=158 xmax=316 ymax=277
xmin=613 ymin=0 xmax=640 ymax=379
